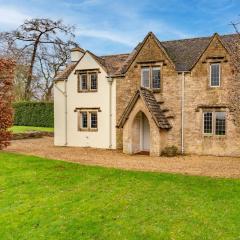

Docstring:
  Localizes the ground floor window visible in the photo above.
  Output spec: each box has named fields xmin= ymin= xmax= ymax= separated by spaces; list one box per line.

xmin=203 ymin=111 xmax=226 ymax=135
xmin=90 ymin=112 xmax=98 ymax=129
xmin=81 ymin=112 xmax=88 ymax=129
xmin=78 ymin=110 xmax=98 ymax=131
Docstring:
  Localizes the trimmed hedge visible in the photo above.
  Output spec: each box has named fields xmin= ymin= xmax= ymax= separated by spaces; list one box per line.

xmin=13 ymin=102 xmax=54 ymax=127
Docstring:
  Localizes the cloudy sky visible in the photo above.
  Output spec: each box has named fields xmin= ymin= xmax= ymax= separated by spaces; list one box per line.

xmin=0 ymin=0 xmax=239 ymax=55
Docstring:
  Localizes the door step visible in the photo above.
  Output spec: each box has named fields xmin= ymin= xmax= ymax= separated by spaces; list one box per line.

xmin=136 ymin=151 xmax=150 ymax=155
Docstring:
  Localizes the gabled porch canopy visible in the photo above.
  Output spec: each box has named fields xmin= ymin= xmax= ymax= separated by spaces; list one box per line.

xmin=117 ymin=87 xmax=171 ymax=129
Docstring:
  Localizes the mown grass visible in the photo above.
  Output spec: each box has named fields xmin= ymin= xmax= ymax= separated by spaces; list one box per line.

xmin=0 ymin=152 xmax=240 ymax=240
xmin=10 ymin=125 xmax=54 ymax=133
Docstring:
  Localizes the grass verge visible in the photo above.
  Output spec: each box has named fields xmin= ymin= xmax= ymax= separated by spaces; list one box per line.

xmin=0 ymin=152 xmax=240 ymax=240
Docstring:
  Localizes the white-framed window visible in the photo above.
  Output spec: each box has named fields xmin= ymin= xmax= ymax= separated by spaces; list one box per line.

xmin=203 ymin=112 xmax=213 ymax=134
xmin=210 ymin=63 xmax=220 ymax=87
xmin=78 ymin=110 xmax=98 ymax=131
xmin=215 ymin=112 xmax=226 ymax=135
xmin=203 ymin=111 xmax=226 ymax=136
xmin=78 ymin=72 xmax=98 ymax=92
xmin=141 ymin=67 xmax=150 ymax=88
xmin=152 ymin=67 xmax=161 ymax=89
xmin=141 ymin=66 xmax=161 ymax=89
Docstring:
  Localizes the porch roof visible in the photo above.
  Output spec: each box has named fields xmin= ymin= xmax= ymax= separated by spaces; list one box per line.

xmin=117 ymin=87 xmax=171 ymax=129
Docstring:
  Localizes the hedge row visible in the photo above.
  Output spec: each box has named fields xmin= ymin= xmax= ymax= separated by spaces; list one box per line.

xmin=13 ymin=102 xmax=54 ymax=127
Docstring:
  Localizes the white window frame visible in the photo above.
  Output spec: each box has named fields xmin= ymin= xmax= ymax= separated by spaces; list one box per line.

xmin=141 ymin=67 xmax=150 ymax=88
xmin=215 ymin=111 xmax=226 ymax=136
xmin=202 ymin=110 xmax=226 ymax=136
xmin=203 ymin=112 xmax=213 ymax=135
xmin=141 ymin=66 xmax=161 ymax=89
xmin=151 ymin=66 xmax=161 ymax=89
xmin=210 ymin=63 xmax=221 ymax=87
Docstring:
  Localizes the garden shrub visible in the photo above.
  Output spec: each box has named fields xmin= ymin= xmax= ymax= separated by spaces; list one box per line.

xmin=13 ymin=102 xmax=54 ymax=127
xmin=0 ymin=59 xmax=15 ymax=149
xmin=161 ymin=145 xmax=180 ymax=157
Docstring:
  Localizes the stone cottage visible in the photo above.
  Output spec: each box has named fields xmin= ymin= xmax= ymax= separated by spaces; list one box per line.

xmin=54 ymin=32 xmax=240 ymax=156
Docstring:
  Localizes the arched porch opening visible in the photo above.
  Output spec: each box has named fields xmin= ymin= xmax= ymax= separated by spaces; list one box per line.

xmin=131 ymin=111 xmax=150 ymax=154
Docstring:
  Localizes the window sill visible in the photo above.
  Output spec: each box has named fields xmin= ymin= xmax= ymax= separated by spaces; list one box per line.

xmin=78 ymin=90 xmax=98 ymax=93
xmin=78 ymin=128 xmax=98 ymax=132
xmin=207 ymin=86 xmax=221 ymax=90
xmin=152 ymin=89 xmax=161 ymax=93
xmin=140 ymin=87 xmax=161 ymax=93
xmin=203 ymin=134 xmax=226 ymax=138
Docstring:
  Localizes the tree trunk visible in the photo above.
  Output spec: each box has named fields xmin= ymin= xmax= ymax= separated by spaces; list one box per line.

xmin=24 ymin=35 xmax=41 ymax=100
xmin=44 ymin=82 xmax=54 ymax=101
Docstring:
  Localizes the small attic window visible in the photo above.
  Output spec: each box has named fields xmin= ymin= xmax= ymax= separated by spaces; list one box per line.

xmin=210 ymin=63 xmax=220 ymax=87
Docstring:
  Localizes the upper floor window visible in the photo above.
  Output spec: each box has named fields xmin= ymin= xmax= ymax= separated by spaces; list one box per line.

xmin=210 ymin=63 xmax=220 ymax=87
xmin=152 ymin=67 xmax=161 ymax=89
xmin=141 ymin=67 xmax=150 ymax=88
xmin=90 ymin=73 xmax=97 ymax=90
xmin=78 ymin=72 xmax=98 ymax=92
xmin=203 ymin=111 xmax=226 ymax=135
xmin=80 ymin=74 xmax=88 ymax=90
xmin=141 ymin=66 xmax=161 ymax=90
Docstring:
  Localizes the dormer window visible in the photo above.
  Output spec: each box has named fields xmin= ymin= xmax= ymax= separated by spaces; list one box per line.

xmin=78 ymin=71 xmax=98 ymax=92
xmin=141 ymin=66 xmax=161 ymax=90
xmin=210 ymin=63 xmax=220 ymax=87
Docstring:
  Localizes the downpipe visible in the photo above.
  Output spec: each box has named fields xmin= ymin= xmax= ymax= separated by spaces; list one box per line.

xmin=181 ymin=72 xmax=185 ymax=154
xmin=107 ymin=76 xmax=113 ymax=149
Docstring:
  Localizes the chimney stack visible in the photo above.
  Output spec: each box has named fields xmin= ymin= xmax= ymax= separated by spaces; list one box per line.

xmin=70 ymin=47 xmax=85 ymax=62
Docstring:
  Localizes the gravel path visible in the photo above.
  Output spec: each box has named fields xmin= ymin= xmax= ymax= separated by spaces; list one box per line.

xmin=5 ymin=137 xmax=240 ymax=179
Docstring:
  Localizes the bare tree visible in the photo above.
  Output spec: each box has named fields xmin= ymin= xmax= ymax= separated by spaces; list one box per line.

xmin=37 ymin=42 xmax=72 ymax=101
xmin=0 ymin=18 xmax=78 ymax=100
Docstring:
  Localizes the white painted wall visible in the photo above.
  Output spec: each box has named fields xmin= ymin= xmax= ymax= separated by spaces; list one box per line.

xmin=54 ymin=52 xmax=117 ymax=149
xmin=54 ymin=81 xmax=66 ymax=146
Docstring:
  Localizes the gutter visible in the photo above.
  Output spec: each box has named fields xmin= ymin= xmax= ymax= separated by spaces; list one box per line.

xmin=54 ymin=79 xmax=68 ymax=146
xmin=181 ymin=72 xmax=186 ymax=154
xmin=107 ymin=76 xmax=113 ymax=149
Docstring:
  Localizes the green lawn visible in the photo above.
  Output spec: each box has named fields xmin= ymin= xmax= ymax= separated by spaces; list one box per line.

xmin=0 ymin=152 xmax=240 ymax=240
xmin=10 ymin=125 xmax=54 ymax=133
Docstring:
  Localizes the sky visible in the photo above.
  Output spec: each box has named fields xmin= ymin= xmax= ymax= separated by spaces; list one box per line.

xmin=0 ymin=0 xmax=239 ymax=55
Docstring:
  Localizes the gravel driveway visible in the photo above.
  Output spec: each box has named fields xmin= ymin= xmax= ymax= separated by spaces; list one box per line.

xmin=5 ymin=137 xmax=240 ymax=178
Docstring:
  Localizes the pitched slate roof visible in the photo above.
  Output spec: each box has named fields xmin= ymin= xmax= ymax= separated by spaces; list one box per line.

xmin=101 ymin=53 xmax=130 ymax=75
xmin=54 ymin=33 xmax=239 ymax=80
xmin=119 ymin=33 xmax=239 ymax=73
xmin=55 ymin=63 xmax=77 ymax=81
xmin=161 ymin=36 xmax=211 ymax=71
xmin=117 ymin=87 xmax=171 ymax=129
